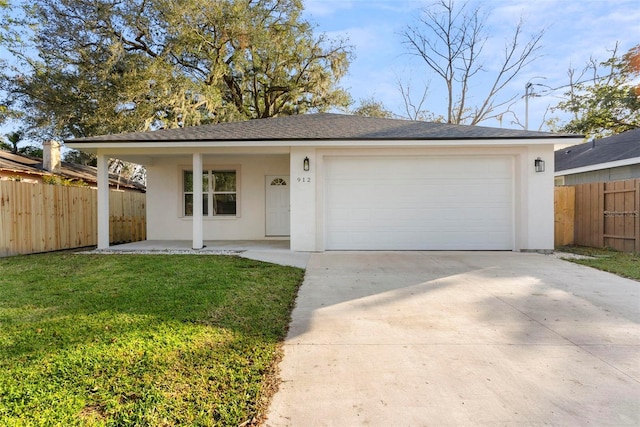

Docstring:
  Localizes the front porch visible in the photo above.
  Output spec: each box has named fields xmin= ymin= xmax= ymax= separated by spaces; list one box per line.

xmin=103 ymin=240 xmax=309 ymax=268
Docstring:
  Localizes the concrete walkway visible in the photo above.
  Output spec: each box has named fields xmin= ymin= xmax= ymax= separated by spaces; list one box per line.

xmin=102 ymin=240 xmax=309 ymax=268
xmin=265 ymin=251 xmax=640 ymax=426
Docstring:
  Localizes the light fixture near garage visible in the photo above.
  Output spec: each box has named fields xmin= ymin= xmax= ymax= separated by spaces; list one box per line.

xmin=303 ymin=156 xmax=310 ymax=171
xmin=534 ymin=157 xmax=545 ymax=173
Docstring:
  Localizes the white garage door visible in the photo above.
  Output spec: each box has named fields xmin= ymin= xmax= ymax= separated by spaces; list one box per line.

xmin=324 ymin=156 xmax=513 ymax=250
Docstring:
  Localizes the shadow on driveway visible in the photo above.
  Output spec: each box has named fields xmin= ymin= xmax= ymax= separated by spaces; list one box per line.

xmin=267 ymin=251 xmax=640 ymax=426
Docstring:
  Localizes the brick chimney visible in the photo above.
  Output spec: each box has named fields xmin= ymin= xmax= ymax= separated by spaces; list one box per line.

xmin=42 ymin=140 xmax=61 ymax=173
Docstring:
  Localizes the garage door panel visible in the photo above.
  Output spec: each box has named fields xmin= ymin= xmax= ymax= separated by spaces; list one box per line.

xmin=331 ymin=231 xmax=511 ymax=250
xmin=325 ymin=156 xmax=513 ymax=250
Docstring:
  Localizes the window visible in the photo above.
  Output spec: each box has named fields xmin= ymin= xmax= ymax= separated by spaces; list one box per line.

xmin=183 ymin=170 xmax=237 ymax=216
xmin=270 ymin=177 xmax=287 ymax=186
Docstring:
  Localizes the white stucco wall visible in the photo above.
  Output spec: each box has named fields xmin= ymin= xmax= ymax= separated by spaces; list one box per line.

xmin=522 ymin=144 xmax=556 ymax=251
xmin=146 ymin=154 xmax=289 ymax=240
xmin=288 ymin=145 xmax=556 ymax=252
xmin=289 ymin=147 xmax=318 ymax=251
xmin=142 ymin=143 xmax=555 ymax=252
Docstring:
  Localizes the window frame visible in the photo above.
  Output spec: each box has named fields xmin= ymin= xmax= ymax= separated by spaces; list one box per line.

xmin=181 ymin=166 xmax=240 ymax=218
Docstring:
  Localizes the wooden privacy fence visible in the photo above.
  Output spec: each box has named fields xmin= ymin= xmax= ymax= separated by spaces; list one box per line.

xmin=555 ymin=179 xmax=640 ymax=252
xmin=554 ymin=186 xmax=575 ymax=247
xmin=109 ymin=190 xmax=146 ymax=245
xmin=0 ymin=180 xmax=146 ymax=257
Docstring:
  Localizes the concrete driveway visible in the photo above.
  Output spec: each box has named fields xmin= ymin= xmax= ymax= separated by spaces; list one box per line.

xmin=265 ymin=251 xmax=640 ymax=426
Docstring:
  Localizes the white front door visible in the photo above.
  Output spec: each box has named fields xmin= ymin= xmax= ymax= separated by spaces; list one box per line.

xmin=266 ymin=175 xmax=290 ymax=236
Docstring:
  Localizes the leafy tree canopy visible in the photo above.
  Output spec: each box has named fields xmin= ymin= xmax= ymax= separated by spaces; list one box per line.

xmin=17 ymin=145 xmax=43 ymax=158
xmin=351 ymin=97 xmax=394 ymax=118
xmin=2 ymin=130 xmax=24 ymax=154
xmin=0 ymin=133 xmax=42 ymax=158
xmin=0 ymin=0 xmax=352 ymax=139
xmin=552 ymin=44 xmax=640 ymax=139
xmin=63 ymin=149 xmax=97 ymax=167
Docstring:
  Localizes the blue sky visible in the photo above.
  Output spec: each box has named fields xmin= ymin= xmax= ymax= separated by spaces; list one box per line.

xmin=302 ymin=0 xmax=640 ymax=130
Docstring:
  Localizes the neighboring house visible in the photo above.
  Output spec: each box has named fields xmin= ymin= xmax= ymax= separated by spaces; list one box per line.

xmin=0 ymin=141 xmax=145 ymax=192
xmin=555 ymin=128 xmax=640 ymax=185
xmin=65 ymin=113 xmax=581 ymax=252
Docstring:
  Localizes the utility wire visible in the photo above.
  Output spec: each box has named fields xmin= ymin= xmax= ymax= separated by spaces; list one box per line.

xmin=532 ymin=70 xmax=637 ymax=97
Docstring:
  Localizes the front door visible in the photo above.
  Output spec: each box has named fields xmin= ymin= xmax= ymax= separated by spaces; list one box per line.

xmin=265 ymin=176 xmax=290 ymax=236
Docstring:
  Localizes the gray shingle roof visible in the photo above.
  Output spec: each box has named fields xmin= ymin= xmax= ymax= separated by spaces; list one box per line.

xmin=555 ymin=128 xmax=640 ymax=172
xmin=0 ymin=151 xmax=146 ymax=191
xmin=66 ymin=113 xmax=580 ymax=144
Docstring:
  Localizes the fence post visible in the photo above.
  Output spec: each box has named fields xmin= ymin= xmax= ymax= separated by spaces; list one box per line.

xmin=636 ymin=180 xmax=640 ymax=253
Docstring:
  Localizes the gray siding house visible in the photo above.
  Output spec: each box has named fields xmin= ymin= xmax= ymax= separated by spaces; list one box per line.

xmin=555 ymin=128 xmax=640 ymax=185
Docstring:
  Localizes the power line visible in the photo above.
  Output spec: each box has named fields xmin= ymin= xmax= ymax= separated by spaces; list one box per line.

xmin=532 ymin=70 xmax=635 ymax=97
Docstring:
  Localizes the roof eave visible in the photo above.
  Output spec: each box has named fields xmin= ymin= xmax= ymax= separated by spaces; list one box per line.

xmin=0 ymin=168 xmax=47 ymax=176
xmin=555 ymin=156 xmax=640 ymax=176
xmin=66 ymin=136 xmax=581 ymax=153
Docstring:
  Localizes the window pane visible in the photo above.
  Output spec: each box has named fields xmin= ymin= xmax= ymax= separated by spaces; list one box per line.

xmin=184 ymin=193 xmax=193 ymax=216
xmin=184 ymin=171 xmax=209 ymax=191
xmin=213 ymin=194 xmax=236 ymax=215
xmin=213 ymin=171 xmax=236 ymax=192
xmin=183 ymin=171 xmax=193 ymax=192
xmin=202 ymin=172 xmax=209 ymax=192
xmin=184 ymin=194 xmax=208 ymax=216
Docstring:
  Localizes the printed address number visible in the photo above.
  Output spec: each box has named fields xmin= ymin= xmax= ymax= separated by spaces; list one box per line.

xmin=297 ymin=177 xmax=311 ymax=183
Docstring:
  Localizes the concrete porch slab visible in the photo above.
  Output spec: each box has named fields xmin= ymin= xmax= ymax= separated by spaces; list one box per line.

xmin=100 ymin=240 xmax=310 ymax=268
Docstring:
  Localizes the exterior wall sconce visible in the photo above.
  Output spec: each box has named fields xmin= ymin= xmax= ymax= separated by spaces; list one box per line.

xmin=303 ymin=156 xmax=310 ymax=171
xmin=534 ymin=157 xmax=545 ymax=173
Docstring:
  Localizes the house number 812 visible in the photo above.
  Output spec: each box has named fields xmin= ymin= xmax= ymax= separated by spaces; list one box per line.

xmin=297 ymin=177 xmax=311 ymax=183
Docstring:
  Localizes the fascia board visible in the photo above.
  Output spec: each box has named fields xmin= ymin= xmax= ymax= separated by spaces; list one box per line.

xmin=554 ymin=156 xmax=640 ymax=176
xmin=66 ymin=137 xmax=573 ymax=153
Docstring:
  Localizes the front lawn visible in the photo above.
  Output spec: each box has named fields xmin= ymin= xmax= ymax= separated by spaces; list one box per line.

xmin=0 ymin=253 xmax=304 ymax=426
xmin=557 ymin=246 xmax=640 ymax=281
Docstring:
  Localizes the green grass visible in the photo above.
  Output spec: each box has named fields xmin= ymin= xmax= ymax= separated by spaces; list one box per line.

xmin=557 ymin=246 xmax=640 ymax=281
xmin=0 ymin=253 xmax=305 ymax=426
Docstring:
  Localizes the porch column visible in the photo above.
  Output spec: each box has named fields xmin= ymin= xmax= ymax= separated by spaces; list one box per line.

xmin=96 ymin=153 xmax=110 ymax=249
xmin=192 ymin=153 xmax=204 ymax=249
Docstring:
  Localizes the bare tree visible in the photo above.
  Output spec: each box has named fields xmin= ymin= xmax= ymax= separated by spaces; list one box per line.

xmin=397 ymin=75 xmax=428 ymax=121
xmin=499 ymin=98 xmax=553 ymax=131
xmin=399 ymin=0 xmax=544 ymax=125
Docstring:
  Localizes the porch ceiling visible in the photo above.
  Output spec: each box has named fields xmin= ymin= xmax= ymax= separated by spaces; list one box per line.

xmin=88 ymin=146 xmax=291 ymax=165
